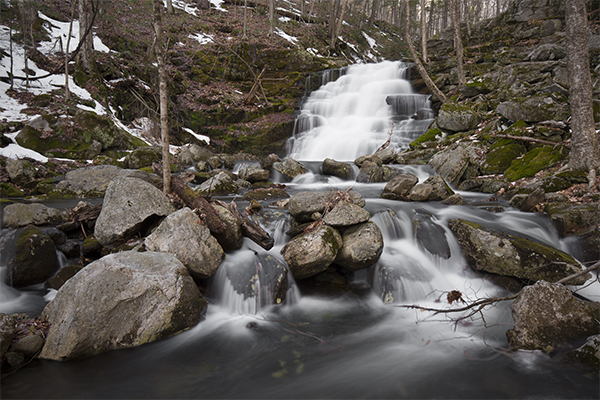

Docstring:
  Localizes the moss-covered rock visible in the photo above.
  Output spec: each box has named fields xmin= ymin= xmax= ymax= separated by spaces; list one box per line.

xmin=437 ymin=102 xmax=479 ymax=132
xmin=504 ymin=145 xmax=568 ymax=181
xmin=125 ymin=146 xmax=162 ymax=169
xmin=481 ymin=143 xmax=526 ymax=175
xmin=496 ymin=95 xmax=570 ymax=123
xmin=544 ymin=203 xmax=600 ymax=236
xmin=11 ymin=225 xmax=58 ymax=287
xmin=0 ymin=183 xmax=25 ymax=197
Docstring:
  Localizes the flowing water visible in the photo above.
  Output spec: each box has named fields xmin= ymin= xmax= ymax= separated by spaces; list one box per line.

xmin=1 ymin=61 xmax=599 ymax=399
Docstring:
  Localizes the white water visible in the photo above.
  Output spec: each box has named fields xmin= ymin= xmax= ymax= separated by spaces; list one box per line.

xmin=288 ymin=60 xmax=433 ymax=161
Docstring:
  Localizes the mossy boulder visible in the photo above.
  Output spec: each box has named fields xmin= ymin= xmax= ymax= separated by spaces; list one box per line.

xmin=0 ymin=183 xmax=24 ymax=197
xmin=74 ymin=110 xmax=146 ymax=150
xmin=544 ymin=203 xmax=600 ymax=236
xmin=125 ymin=147 xmax=162 ymax=169
xmin=437 ymin=103 xmax=479 ymax=132
xmin=504 ymin=145 xmax=568 ymax=181
xmin=496 ymin=95 xmax=569 ymax=123
xmin=15 ymin=126 xmax=101 ymax=160
xmin=11 ymin=225 xmax=58 ymax=287
xmin=196 ymin=171 xmax=238 ymax=196
xmin=481 ymin=143 xmax=526 ymax=175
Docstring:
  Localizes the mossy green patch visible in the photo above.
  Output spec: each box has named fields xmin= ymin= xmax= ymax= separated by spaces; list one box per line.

xmin=504 ymin=145 xmax=567 ymax=181
xmin=0 ymin=183 xmax=25 ymax=197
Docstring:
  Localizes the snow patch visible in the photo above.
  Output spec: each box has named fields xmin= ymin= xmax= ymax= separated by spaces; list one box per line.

xmin=189 ymin=33 xmax=214 ymax=45
xmin=275 ymin=27 xmax=298 ymax=46
xmin=183 ymin=127 xmax=210 ymax=145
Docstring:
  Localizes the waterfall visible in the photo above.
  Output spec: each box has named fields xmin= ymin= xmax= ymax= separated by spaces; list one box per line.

xmin=288 ymin=61 xmax=433 ymax=161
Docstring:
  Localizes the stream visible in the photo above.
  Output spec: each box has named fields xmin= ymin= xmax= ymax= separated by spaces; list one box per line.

xmin=1 ymin=61 xmax=598 ymax=399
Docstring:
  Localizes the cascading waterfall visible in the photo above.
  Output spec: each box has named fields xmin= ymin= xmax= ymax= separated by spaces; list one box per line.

xmin=288 ymin=60 xmax=433 ymax=161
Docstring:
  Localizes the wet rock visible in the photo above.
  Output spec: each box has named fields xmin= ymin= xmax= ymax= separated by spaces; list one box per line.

xmin=211 ymin=204 xmax=243 ymax=252
xmin=238 ymin=165 xmax=271 ymax=183
xmin=273 ymin=157 xmax=308 ymax=179
xmin=458 ymin=176 xmax=510 ymax=194
xmin=381 ymin=173 xmax=419 ymax=200
xmin=448 ymin=219 xmax=590 ymax=284
xmin=323 ymin=201 xmax=371 ymax=228
xmin=568 ymin=334 xmax=600 ymax=370
xmin=334 ymin=222 xmax=383 ymax=270
xmin=207 ymin=155 xmax=222 ymax=169
xmin=196 ymin=171 xmax=238 ymax=196
xmin=356 ymin=160 xmax=383 ymax=183
xmin=243 ymin=188 xmax=289 ymax=201
xmin=506 ymin=281 xmax=599 ymax=351
xmin=410 ymin=175 xmax=454 ymax=202
xmin=2 ymin=203 xmax=70 ymax=229
xmin=5 ymin=159 xmax=36 ymax=186
xmin=281 ymin=225 xmax=343 ymax=279
xmin=571 ymin=226 xmax=600 ymax=264
xmin=12 ymin=334 xmax=44 ymax=354
xmin=81 ymin=235 xmax=102 ymax=257
xmin=10 ymin=225 xmax=57 ymax=287
xmin=413 ymin=214 xmax=451 ymax=259
xmin=145 ymin=208 xmax=225 ymax=278
xmin=94 ymin=177 xmax=175 ymax=246
xmin=50 ymin=165 xmax=160 ymax=198
xmin=39 ymin=251 xmax=206 ymax=361
xmin=395 ymin=148 xmax=437 ymax=165
xmin=322 ymin=158 xmax=353 ymax=180
xmin=520 ymin=187 xmax=545 ymax=212
xmin=544 ymin=203 xmax=600 ymax=236
xmin=0 ymin=313 xmax=16 ymax=359
xmin=428 ymin=143 xmax=484 ymax=187
xmin=441 ymin=193 xmax=464 ymax=205
xmin=437 ymin=102 xmax=479 ymax=132
xmin=57 ymin=240 xmax=81 ymax=258
xmin=288 ymin=190 xmax=365 ymax=223
xmin=260 ymin=153 xmax=282 ymax=170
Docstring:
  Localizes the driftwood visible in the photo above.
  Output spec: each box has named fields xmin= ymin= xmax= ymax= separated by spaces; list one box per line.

xmin=152 ymin=163 xmax=226 ymax=234
xmin=214 ymin=199 xmax=274 ymax=250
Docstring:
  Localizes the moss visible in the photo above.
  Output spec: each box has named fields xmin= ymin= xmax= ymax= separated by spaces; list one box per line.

xmin=504 ymin=145 xmax=568 ymax=181
xmin=556 ymin=170 xmax=588 ymax=184
xmin=0 ymin=183 xmax=25 ymax=197
xmin=482 ymin=143 xmax=526 ymax=175
xmin=410 ymin=127 xmax=441 ymax=150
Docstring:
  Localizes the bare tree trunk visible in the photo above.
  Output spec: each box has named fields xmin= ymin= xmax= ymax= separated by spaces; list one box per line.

xmin=330 ymin=0 xmax=347 ymax=50
xmin=166 ymin=0 xmax=174 ymax=14
xmin=403 ymin=0 xmax=447 ymax=103
xmin=329 ymin=0 xmax=340 ymax=39
xmin=9 ymin=25 xmax=13 ymax=90
xmin=243 ymin=0 xmax=248 ymax=39
xmin=269 ymin=0 xmax=275 ymax=35
xmin=78 ymin=0 xmax=96 ymax=72
xmin=152 ymin=0 xmax=172 ymax=194
xmin=565 ymin=0 xmax=600 ymax=187
xmin=65 ymin=0 xmax=77 ymax=101
xmin=420 ymin=0 xmax=428 ymax=63
xmin=450 ymin=0 xmax=466 ymax=86
xmin=369 ymin=0 xmax=379 ymax=23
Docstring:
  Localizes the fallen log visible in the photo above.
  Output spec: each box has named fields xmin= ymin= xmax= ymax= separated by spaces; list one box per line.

xmin=152 ymin=163 xmax=226 ymax=234
xmin=214 ymin=199 xmax=274 ymax=250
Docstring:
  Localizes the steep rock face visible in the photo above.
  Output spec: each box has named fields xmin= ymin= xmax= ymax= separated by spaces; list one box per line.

xmin=94 ymin=177 xmax=175 ymax=246
xmin=145 ymin=208 xmax=225 ymax=278
xmin=280 ymin=225 xmax=343 ymax=279
xmin=39 ymin=251 xmax=206 ymax=361
xmin=448 ymin=219 xmax=589 ymax=284
xmin=506 ymin=281 xmax=599 ymax=350
xmin=512 ymin=0 xmax=564 ymax=22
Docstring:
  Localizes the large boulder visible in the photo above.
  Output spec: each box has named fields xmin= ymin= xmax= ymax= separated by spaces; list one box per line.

xmin=437 ymin=103 xmax=479 ymax=132
xmin=125 ymin=147 xmax=162 ymax=169
xmin=322 ymin=201 xmax=371 ymax=228
xmin=211 ymin=204 xmax=243 ymax=252
xmin=237 ymin=165 xmax=271 ymax=183
xmin=544 ymin=203 xmax=600 ymax=236
xmin=409 ymin=175 xmax=455 ymax=202
xmin=322 ymin=158 xmax=354 ymax=180
xmin=448 ymin=219 xmax=590 ymax=284
xmin=10 ymin=225 xmax=57 ymax=287
xmin=5 ymin=159 xmax=36 ymax=186
xmin=2 ymin=203 xmax=70 ymax=229
xmin=496 ymin=96 xmax=569 ymax=123
xmin=381 ymin=173 xmax=419 ymax=200
xmin=506 ymin=281 xmax=599 ymax=350
xmin=568 ymin=335 xmax=600 ymax=370
xmin=144 ymin=208 xmax=225 ymax=278
xmin=280 ymin=225 xmax=343 ymax=279
xmin=273 ymin=157 xmax=308 ymax=179
xmin=39 ymin=251 xmax=206 ymax=361
xmin=50 ymin=165 xmax=160 ymax=198
xmin=94 ymin=177 xmax=175 ymax=246
xmin=356 ymin=160 xmax=383 ymax=183
xmin=428 ymin=143 xmax=484 ymax=187
xmin=334 ymin=222 xmax=383 ymax=270
xmin=288 ymin=191 xmax=365 ymax=223
xmin=196 ymin=171 xmax=238 ymax=196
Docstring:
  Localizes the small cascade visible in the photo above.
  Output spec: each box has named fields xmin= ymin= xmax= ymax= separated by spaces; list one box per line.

xmin=288 ymin=61 xmax=434 ymax=161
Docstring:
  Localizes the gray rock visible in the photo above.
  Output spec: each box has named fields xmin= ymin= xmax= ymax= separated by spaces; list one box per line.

xmin=334 ymin=222 xmax=383 ymax=270
xmin=356 ymin=160 xmax=383 ymax=183
xmin=94 ymin=177 xmax=175 ymax=246
xmin=288 ymin=191 xmax=366 ymax=223
xmin=382 ymin=173 xmax=419 ymax=200
xmin=322 ymin=158 xmax=353 ymax=180
xmin=273 ymin=157 xmax=308 ymax=179
xmin=521 ymin=187 xmax=545 ymax=212
xmin=2 ymin=203 xmax=70 ymax=229
xmin=212 ymin=204 xmax=243 ymax=252
xmin=545 ymin=203 xmax=600 ymax=236
xmin=44 ymin=265 xmax=84 ymax=290
xmin=413 ymin=214 xmax=451 ymax=259
xmin=0 ymin=313 xmax=16 ymax=359
xmin=39 ymin=251 xmax=206 ymax=361
xmin=12 ymin=334 xmax=44 ymax=354
xmin=50 ymin=165 xmax=160 ymax=198
xmin=238 ymin=165 xmax=271 ymax=183
xmin=437 ymin=103 xmax=479 ymax=132
xmin=281 ymin=225 xmax=343 ymax=279
xmin=260 ymin=153 xmax=282 ymax=170
xmin=410 ymin=175 xmax=454 ymax=202
xmin=496 ymin=96 xmax=569 ymax=123
xmin=506 ymin=281 xmax=599 ymax=350
xmin=125 ymin=146 xmax=162 ymax=169
xmin=448 ymin=219 xmax=590 ymax=284
xmin=6 ymin=159 xmax=36 ymax=186
xmin=10 ymin=225 xmax=57 ymax=287
xmin=144 ymin=208 xmax=225 ymax=279
xmin=323 ymin=201 xmax=371 ymax=227
xmin=196 ymin=171 xmax=239 ymax=196
xmin=177 ymin=144 xmax=214 ymax=166
xmin=568 ymin=334 xmax=600 ymax=370
xmin=513 ymin=0 xmax=564 ymax=22
xmin=428 ymin=143 xmax=484 ymax=188
xmin=526 ymin=44 xmax=565 ymax=62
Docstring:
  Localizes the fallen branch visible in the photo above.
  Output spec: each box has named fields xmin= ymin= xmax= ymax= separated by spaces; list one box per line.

xmin=213 ymin=199 xmax=274 ymax=250
xmin=491 ymin=134 xmax=571 ymax=149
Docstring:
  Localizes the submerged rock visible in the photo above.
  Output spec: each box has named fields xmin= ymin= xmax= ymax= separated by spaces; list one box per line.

xmin=281 ymin=225 xmax=343 ymax=279
xmin=568 ymin=334 xmax=600 ymax=370
xmin=506 ymin=281 xmax=599 ymax=351
xmin=413 ymin=213 xmax=451 ymax=259
xmin=144 ymin=208 xmax=225 ymax=278
xmin=39 ymin=251 xmax=206 ymax=361
xmin=448 ymin=219 xmax=590 ymax=284
xmin=94 ymin=177 xmax=175 ymax=246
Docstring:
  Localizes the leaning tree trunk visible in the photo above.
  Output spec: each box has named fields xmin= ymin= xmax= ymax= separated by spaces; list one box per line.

xmin=152 ymin=0 xmax=171 ymax=194
xmin=565 ymin=0 xmax=600 ymax=187
xmin=420 ymin=0 xmax=428 ymax=63
xmin=403 ymin=0 xmax=447 ymax=103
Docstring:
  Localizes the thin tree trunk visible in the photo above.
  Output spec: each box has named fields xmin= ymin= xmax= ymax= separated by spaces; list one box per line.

xmin=152 ymin=0 xmax=171 ymax=194
xmin=78 ymin=0 xmax=96 ymax=72
xmin=420 ymin=0 xmax=428 ymax=63
xmin=450 ymin=0 xmax=466 ymax=86
xmin=565 ymin=0 xmax=600 ymax=186
xmin=243 ymin=0 xmax=248 ymax=38
xmin=269 ymin=0 xmax=275 ymax=35
xmin=9 ymin=25 xmax=13 ymax=90
xmin=369 ymin=0 xmax=379 ymax=23
xmin=403 ymin=0 xmax=447 ymax=103
xmin=330 ymin=0 xmax=347 ymax=50
xmin=166 ymin=0 xmax=174 ymax=14
xmin=65 ymin=1 xmax=77 ymax=101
